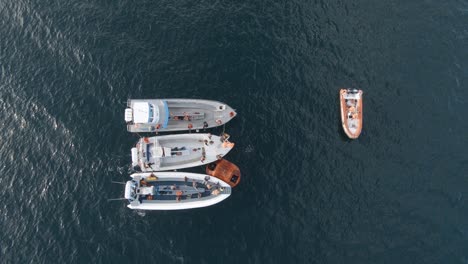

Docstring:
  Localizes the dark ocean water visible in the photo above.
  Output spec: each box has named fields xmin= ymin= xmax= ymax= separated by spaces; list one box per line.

xmin=1 ymin=0 xmax=468 ymax=263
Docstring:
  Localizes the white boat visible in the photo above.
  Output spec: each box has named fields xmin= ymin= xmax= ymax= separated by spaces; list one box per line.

xmin=125 ymin=172 xmax=231 ymax=210
xmin=124 ymin=99 xmax=237 ymax=133
xmin=131 ymin=133 xmax=235 ymax=172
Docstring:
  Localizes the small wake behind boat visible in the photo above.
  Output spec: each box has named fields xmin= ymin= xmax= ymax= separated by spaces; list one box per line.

xmin=125 ymin=172 xmax=231 ymax=210
xmin=125 ymin=99 xmax=237 ymax=133
xmin=132 ymin=133 xmax=235 ymax=172
xmin=340 ymin=88 xmax=363 ymax=139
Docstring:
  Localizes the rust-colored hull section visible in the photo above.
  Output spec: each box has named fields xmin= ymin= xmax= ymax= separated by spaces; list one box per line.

xmin=340 ymin=89 xmax=363 ymax=139
xmin=206 ymin=159 xmax=241 ymax=188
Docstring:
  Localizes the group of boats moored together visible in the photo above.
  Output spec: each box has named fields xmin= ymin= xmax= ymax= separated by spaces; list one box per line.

xmin=122 ymin=99 xmax=240 ymax=210
xmin=120 ymin=89 xmax=363 ymax=211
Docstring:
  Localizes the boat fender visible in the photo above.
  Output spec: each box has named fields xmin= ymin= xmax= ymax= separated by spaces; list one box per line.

xmin=216 ymin=119 xmax=222 ymax=125
xmin=143 ymin=137 xmax=150 ymax=143
xmin=156 ymin=124 xmax=161 ymax=130
xmin=188 ymin=123 xmax=193 ymax=129
xmin=131 ymin=148 xmax=138 ymax=167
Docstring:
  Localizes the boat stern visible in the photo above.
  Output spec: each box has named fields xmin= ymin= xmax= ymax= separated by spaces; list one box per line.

xmin=125 ymin=100 xmax=169 ymax=132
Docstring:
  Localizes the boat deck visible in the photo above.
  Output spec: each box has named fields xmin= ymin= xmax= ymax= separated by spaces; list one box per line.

xmin=126 ymin=99 xmax=236 ymax=132
xmin=138 ymin=179 xmax=231 ymax=204
xmin=340 ymin=89 xmax=363 ymax=139
xmin=135 ymin=133 xmax=233 ymax=172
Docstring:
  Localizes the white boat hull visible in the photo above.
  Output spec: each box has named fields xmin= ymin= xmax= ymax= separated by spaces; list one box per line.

xmin=132 ymin=133 xmax=234 ymax=172
xmin=125 ymin=172 xmax=231 ymax=210
xmin=125 ymin=99 xmax=236 ymax=133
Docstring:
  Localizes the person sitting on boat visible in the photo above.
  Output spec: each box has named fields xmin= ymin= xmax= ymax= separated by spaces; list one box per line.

xmin=221 ymin=133 xmax=230 ymax=142
xmin=182 ymin=112 xmax=192 ymax=121
xmin=212 ymin=189 xmax=220 ymax=196
xmin=172 ymin=146 xmax=186 ymax=151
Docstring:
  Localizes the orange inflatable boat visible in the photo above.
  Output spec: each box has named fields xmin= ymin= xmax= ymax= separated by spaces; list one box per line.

xmin=206 ymin=159 xmax=241 ymax=188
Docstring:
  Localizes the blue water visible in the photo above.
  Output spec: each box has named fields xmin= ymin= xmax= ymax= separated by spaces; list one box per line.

xmin=1 ymin=0 xmax=468 ymax=263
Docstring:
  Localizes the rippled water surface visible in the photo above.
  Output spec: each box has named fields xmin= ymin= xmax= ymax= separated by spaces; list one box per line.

xmin=1 ymin=0 xmax=468 ymax=263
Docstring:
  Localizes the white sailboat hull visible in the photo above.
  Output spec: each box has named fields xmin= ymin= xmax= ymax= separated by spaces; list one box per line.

xmin=126 ymin=172 xmax=231 ymax=210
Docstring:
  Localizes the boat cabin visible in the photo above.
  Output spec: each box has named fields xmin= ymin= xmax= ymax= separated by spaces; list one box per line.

xmin=169 ymin=111 xmax=205 ymax=121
